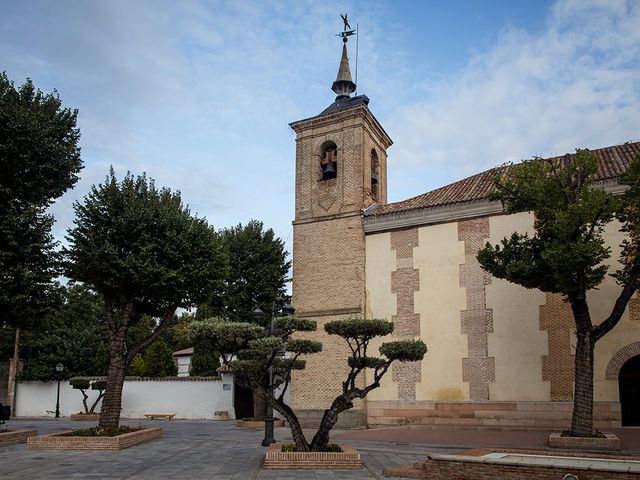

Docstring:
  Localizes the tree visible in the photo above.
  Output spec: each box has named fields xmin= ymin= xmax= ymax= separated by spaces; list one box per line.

xmin=477 ymin=150 xmax=640 ymax=437
xmin=18 ymin=284 xmax=106 ymax=381
xmin=69 ymin=378 xmax=106 ymax=414
xmin=199 ymin=220 xmax=290 ymax=324
xmin=0 ymin=72 xmax=82 ymax=397
xmin=139 ymin=338 xmax=178 ymax=377
xmin=64 ymin=169 xmax=227 ymax=427
xmin=189 ymin=339 xmax=220 ymax=377
xmin=189 ymin=317 xmax=426 ymax=452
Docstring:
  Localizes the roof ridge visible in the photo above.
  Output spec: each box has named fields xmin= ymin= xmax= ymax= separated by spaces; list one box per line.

xmin=370 ymin=140 xmax=640 ymax=217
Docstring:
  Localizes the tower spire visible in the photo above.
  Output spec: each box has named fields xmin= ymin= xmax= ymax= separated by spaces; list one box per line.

xmin=332 ymin=14 xmax=357 ymax=99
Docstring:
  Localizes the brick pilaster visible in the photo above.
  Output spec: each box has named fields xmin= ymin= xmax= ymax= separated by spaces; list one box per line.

xmin=390 ymin=229 xmax=421 ymax=400
xmin=540 ymin=293 xmax=575 ymax=400
xmin=458 ymin=218 xmax=495 ymax=400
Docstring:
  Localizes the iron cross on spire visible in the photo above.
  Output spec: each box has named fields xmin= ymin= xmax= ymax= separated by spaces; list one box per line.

xmin=336 ymin=13 xmax=356 ymax=42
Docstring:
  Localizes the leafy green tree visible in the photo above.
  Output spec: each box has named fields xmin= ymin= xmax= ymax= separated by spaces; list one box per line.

xmin=200 ymin=220 xmax=290 ymax=324
xmin=190 ymin=339 xmax=220 ymax=377
xmin=139 ymin=338 xmax=177 ymax=377
xmin=64 ymin=169 xmax=227 ymax=427
xmin=477 ymin=150 xmax=640 ymax=437
xmin=92 ymin=341 xmax=109 ymax=376
xmin=128 ymin=354 xmax=146 ymax=376
xmin=0 ymin=72 xmax=82 ymax=379
xmin=18 ymin=284 xmax=107 ymax=381
xmin=189 ymin=317 xmax=426 ymax=451
xmin=170 ymin=312 xmax=197 ymax=350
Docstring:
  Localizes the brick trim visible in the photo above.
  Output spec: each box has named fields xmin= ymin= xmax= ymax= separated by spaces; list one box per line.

xmin=605 ymin=341 xmax=640 ymax=380
xmin=539 ymin=293 xmax=575 ymax=400
xmin=458 ymin=218 xmax=495 ymax=400
xmin=390 ymin=229 xmax=421 ymax=401
xmin=631 ymin=296 xmax=639 ymax=322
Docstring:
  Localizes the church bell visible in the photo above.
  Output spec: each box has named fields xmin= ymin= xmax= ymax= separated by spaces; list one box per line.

xmin=322 ymin=161 xmax=337 ymax=180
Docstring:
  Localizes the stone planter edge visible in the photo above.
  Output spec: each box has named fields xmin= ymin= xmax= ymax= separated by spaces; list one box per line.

xmin=27 ymin=427 xmax=162 ymax=450
xmin=264 ymin=443 xmax=362 ymax=470
xmin=0 ymin=429 xmax=38 ymax=447
xmin=548 ymin=432 xmax=621 ymax=451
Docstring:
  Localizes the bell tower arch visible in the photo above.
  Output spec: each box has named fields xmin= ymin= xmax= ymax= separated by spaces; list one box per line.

xmin=289 ymin=23 xmax=392 ymax=425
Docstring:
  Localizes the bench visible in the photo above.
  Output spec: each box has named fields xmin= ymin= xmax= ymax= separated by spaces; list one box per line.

xmin=143 ymin=412 xmax=176 ymax=420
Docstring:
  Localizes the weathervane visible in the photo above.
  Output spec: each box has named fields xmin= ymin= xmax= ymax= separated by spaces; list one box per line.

xmin=336 ymin=13 xmax=356 ymax=43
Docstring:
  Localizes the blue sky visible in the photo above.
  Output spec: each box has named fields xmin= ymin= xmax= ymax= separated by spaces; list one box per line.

xmin=2 ymin=0 xmax=639 ymax=263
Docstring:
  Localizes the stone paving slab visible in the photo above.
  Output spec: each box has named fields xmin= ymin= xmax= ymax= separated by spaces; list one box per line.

xmin=5 ymin=419 xmax=637 ymax=479
xmin=0 ymin=419 xmax=435 ymax=479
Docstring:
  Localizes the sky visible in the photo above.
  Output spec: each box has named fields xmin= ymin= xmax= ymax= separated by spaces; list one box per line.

xmin=2 ymin=0 xmax=639 ymax=267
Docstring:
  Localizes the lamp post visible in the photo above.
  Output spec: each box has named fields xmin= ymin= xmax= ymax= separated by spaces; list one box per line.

xmin=54 ymin=362 xmax=64 ymax=418
xmin=255 ymin=303 xmax=295 ymax=447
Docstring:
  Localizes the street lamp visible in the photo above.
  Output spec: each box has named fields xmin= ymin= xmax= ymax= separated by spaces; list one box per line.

xmin=54 ymin=363 xmax=64 ymax=419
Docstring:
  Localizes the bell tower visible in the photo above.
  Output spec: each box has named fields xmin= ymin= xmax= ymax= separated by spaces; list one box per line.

xmin=289 ymin=17 xmax=392 ymax=425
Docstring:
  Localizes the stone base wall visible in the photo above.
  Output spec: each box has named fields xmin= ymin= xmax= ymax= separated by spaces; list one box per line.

xmin=293 ymin=409 xmax=365 ymax=429
xmin=367 ymin=401 xmax=621 ymax=430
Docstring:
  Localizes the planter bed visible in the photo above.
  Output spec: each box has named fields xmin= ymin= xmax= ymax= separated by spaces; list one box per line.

xmin=69 ymin=413 xmax=100 ymax=421
xmin=27 ymin=427 xmax=162 ymax=451
xmin=0 ymin=429 xmax=38 ymax=447
xmin=264 ymin=443 xmax=362 ymax=469
xmin=549 ymin=432 xmax=621 ymax=451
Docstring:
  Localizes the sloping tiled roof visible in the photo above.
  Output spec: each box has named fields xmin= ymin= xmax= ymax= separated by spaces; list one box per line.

xmin=370 ymin=141 xmax=640 ymax=217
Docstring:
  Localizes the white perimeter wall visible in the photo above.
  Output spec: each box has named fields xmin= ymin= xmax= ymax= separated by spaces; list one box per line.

xmin=14 ymin=376 xmax=236 ymax=419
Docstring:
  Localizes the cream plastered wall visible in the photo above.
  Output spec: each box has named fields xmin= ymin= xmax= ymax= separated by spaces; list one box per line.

xmin=413 ymin=222 xmax=467 ymax=400
xmin=487 ymin=212 xmax=549 ymax=401
xmin=365 ymin=231 xmax=400 ymax=401
xmin=591 ymin=220 xmax=636 ymax=401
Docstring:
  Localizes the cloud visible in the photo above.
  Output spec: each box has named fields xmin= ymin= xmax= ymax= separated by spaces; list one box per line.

xmin=386 ymin=0 xmax=640 ymax=201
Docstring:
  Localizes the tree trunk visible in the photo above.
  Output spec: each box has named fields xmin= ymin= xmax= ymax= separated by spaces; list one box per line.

xmin=570 ymin=329 xmax=595 ymax=437
xmin=7 ymin=326 xmax=20 ymax=417
xmin=90 ymin=390 xmax=105 ymax=413
xmin=252 ymin=390 xmax=265 ymax=420
xmin=310 ymin=395 xmax=352 ymax=451
xmin=80 ymin=389 xmax=89 ymax=414
xmin=98 ymin=330 xmax=127 ymax=428
xmin=270 ymin=396 xmax=310 ymax=451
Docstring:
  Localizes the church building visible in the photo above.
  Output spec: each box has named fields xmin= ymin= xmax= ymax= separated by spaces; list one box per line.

xmin=289 ymin=31 xmax=640 ymax=430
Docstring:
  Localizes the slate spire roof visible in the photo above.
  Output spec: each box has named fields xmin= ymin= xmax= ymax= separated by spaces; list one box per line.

xmin=370 ymin=141 xmax=640 ymax=217
xmin=332 ymin=42 xmax=356 ymax=99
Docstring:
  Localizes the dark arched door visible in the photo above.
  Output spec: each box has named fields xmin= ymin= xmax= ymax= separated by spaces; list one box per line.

xmin=619 ymin=355 xmax=640 ymax=426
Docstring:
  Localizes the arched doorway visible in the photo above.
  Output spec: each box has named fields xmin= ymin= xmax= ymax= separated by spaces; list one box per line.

xmin=619 ymin=355 xmax=640 ymax=426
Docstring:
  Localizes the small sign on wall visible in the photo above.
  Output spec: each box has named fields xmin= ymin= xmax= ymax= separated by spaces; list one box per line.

xmin=223 ymin=384 xmax=231 ymax=391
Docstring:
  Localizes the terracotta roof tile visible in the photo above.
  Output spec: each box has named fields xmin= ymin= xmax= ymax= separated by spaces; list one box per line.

xmin=371 ymin=141 xmax=640 ymax=217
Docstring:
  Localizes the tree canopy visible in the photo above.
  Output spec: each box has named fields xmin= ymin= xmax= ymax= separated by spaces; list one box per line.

xmin=198 ymin=220 xmax=290 ymax=324
xmin=17 ymin=284 xmax=106 ymax=381
xmin=0 ymin=72 xmax=82 ymax=331
xmin=64 ymin=169 xmax=227 ymax=427
xmin=477 ymin=149 xmax=640 ymax=436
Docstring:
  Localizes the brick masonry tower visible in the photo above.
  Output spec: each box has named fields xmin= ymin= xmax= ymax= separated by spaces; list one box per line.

xmin=289 ymin=25 xmax=392 ymax=426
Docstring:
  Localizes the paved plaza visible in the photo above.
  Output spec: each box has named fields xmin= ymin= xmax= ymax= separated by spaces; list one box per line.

xmin=1 ymin=418 xmax=639 ymax=479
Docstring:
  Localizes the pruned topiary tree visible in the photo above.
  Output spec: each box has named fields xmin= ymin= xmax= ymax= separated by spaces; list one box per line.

xmin=189 ymin=316 xmax=427 ymax=452
xmin=69 ymin=377 xmax=106 ymax=414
